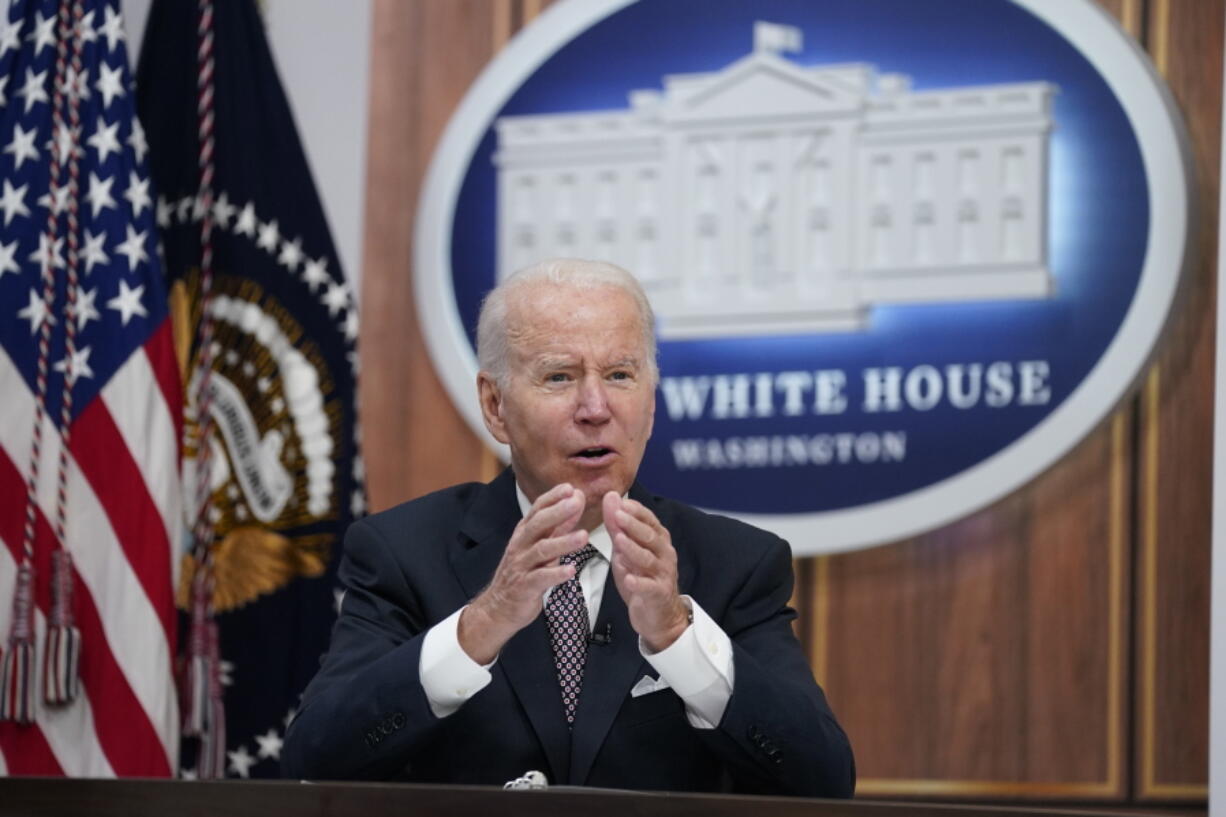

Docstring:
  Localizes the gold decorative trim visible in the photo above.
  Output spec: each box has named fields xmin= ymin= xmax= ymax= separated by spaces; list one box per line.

xmin=1150 ymin=0 xmax=1171 ymax=75
xmin=522 ymin=0 xmax=545 ymax=23
xmin=492 ymin=0 xmax=512 ymax=50
xmin=1141 ymin=366 xmax=1160 ymax=794
xmin=1106 ymin=409 xmax=1127 ymax=792
xmin=1121 ymin=0 xmax=1142 ymax=39
xmin=855 ymin=779 xmax=1119 ymax=798
xmin=1145 ymin=783 xmax=1211 ymax=798
xmin=788 ymin=558 xmax=804 ymax=643
xmin=479 ymin=448 xmax=502 ymax=483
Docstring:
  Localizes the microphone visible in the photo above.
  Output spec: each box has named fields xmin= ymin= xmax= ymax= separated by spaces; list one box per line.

xmin=589 ymin=623 xmax=613 ymax=646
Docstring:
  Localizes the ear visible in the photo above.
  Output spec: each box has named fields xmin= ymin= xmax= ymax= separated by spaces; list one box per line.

xmin=477 ymin=371 xmax=511 ymax=445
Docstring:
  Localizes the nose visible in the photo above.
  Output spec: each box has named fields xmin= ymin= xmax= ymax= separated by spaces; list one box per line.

xmin=574 ymin=375 xmax=611 ymax=424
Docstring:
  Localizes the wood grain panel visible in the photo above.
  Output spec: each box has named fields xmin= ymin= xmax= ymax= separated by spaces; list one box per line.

xmin=361 ymin=0 xmax=513 ymax=510
xmin=1134 ymin=0 xmax=1219 ymax=800
xmin=1094 ymin=0 xmax=1143 ymax=34
xmin=816 ymin=412 xmax=1128 ymax=799
xmin=1024 ymin=412 xmax=1129 ymax=792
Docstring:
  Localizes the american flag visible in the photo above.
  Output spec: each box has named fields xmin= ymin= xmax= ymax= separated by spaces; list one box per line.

xmin=0 ymin=0 xmax=180 ymax=776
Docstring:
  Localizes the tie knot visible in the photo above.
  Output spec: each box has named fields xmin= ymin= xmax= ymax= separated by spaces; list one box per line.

xmin=561 ymin=543 xmax=599 ymax=571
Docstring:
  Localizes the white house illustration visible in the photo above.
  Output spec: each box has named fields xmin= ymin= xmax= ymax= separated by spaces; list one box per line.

xmin=493 ymin=22 xmax=1056 ymax=338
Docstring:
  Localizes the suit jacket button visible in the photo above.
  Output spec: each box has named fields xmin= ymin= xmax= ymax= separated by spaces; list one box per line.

xmin=391 ymin=712 xmax=406 ymax=729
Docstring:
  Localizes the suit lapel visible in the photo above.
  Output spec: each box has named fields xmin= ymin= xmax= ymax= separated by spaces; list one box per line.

xmin=451 ymin=469 xmax=519 ymax=600
xmin=568 ymin=484 xmax=691 ymax=786
xmin=451 ymin=469 xmax=571 ymax=785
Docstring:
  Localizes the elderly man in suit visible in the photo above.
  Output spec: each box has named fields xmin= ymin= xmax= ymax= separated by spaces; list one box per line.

xmin=281 ymin=259 xmax=854 ymax=796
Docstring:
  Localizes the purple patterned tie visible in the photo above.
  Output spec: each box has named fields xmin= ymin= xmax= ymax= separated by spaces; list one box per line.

xmin=543 ymin=544 xmax=600 ymax=727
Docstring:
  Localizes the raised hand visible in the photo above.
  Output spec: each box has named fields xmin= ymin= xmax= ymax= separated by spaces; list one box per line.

xmin=458 ymin=483 xmax=587 ymax=663
xmin=604 ymin=492 xmax=689 ymax=652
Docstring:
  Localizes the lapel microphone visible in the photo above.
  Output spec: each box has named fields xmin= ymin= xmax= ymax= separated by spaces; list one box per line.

xmin=589 ymin=622 xmax=613 ymax=646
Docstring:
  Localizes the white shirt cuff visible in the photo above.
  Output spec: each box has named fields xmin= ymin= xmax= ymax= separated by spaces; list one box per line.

xmin=639 ymin=596 xmax=734 ymax=729
xmin=419 ymin=606 xmax=495 ymax=718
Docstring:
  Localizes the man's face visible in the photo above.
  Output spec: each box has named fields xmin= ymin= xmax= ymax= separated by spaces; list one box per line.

xmin=479 ymin=282 xmax=656 ymax=529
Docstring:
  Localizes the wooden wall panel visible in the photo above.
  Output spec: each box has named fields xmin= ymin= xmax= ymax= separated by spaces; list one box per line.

xmin=361 ymin=2 xmax=561 ymax=510
xmin=360 ymin=0 xmax=510 ymax=512
xmin=1023 ymin=411 xmax=1129 ymax=792
xmin=814 ymin=410 xmax=1129 ymax=799
xmin=1134 ymin=0 xmax=1220 ymax=801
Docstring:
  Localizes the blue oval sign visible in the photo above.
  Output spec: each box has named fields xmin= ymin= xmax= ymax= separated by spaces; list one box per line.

xmin=415 ymin=0 xmax=1192 ymax=554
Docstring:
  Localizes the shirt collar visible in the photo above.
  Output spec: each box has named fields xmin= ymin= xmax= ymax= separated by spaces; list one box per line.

xmin=515 ymin=482 xmax=613 ymax=563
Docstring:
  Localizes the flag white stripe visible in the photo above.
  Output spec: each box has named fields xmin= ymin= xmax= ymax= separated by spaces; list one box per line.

xmin=0 ymin=350 xmax=178 ymax=768
xmin=0 ymin=537 xmax=116 ymax=777
xmin=101 ymin=344 xmax=184 ymax=560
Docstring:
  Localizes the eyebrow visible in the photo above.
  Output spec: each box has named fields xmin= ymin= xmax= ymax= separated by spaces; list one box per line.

xmin=531 ymin=355 xmax=577 ymax=372
xmin=529 ymin=355 xmax=642 ymax=371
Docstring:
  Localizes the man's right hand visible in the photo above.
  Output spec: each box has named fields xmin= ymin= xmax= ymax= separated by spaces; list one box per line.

xmin=457 ymin=483 xmax=587 ymax=664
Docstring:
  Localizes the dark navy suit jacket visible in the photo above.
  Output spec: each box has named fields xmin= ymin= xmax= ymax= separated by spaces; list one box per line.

xmin=281 ymin=469 xmax=854 ymax=797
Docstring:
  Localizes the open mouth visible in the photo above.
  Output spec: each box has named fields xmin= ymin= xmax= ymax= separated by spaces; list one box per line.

xmin=572 ymin=447 xmax=614 ymax=462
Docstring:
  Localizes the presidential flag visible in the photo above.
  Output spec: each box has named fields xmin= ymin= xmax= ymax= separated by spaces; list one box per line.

xmin=0 ymin=0 xmax=181 ymax=776
xmin=137 ymin=0 xmax=364 ymax=779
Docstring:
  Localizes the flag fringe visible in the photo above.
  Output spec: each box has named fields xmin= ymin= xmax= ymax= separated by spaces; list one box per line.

xmin=181 ymin=574 xmax=227 ymax=777
xmin=1 ymin=563 xmax=36 ymax=724
xmin=43 ymin=550 xmax=81 ymax=706
xmin=181 ymin=576 xmax=210 ymax=736
xmin=196 ymin=620 xmax=226 ymax=778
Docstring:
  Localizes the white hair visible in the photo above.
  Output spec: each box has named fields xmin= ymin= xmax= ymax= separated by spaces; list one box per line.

xmin=476 ymin=258 xmax=659 ymax=388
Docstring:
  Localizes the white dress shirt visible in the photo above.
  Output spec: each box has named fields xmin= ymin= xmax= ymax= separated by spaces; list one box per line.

xmin=417 ymin=484 xmax=735 ymax=728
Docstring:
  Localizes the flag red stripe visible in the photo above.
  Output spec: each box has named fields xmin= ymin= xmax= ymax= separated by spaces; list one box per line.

xmin=0 ymin=449 xmax=172 ymax=777
xmin=143 ymin=320 xmax=184 ymax=462
xmin=70 ymin=400 xmax=176 ymax=648
xmin=0 ymin=720 xmax=65 ymax=776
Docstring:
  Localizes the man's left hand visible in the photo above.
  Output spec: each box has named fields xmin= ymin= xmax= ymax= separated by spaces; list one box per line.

xmin=604 ymin=492 xmax=690 ymax=652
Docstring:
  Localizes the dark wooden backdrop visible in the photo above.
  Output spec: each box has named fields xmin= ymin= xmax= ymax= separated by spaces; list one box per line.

xmin=357 ymin=0 xmax=1218 ymax=803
